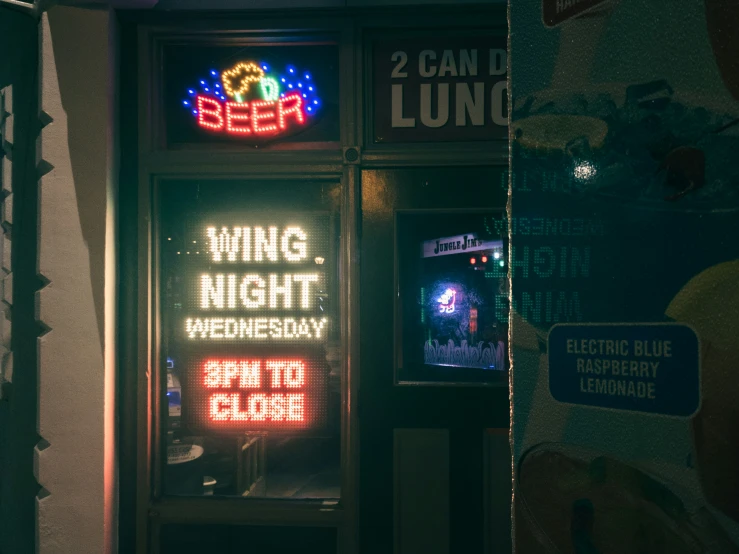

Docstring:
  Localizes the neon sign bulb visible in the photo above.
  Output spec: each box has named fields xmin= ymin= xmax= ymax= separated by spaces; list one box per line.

xmin=437 ymin=289 xmax=456 ymax=314
xmin=240 ymin=274 xmax=266 ymax=308
xmin=248 ymin=394 xmax=268 ymax=420
xmin=210 ymin=393 xmax=231 ymax=421
xmin=277 ymin=93 xmax=305 ymax=129
xmin=265 ymin=360 xmax=306 ymax=389
xmin=284 ymin=361 xmax=305 ymax=388
xmin=204 ymin=360 xmax=222 ymax=388
xmin=281 ymin=227 xmax=307 ymax=261
xmin=242 ymin=227 xmax=252 ymax=261
xmin=254 ymin=227 xmax=278 ymax=261
xmin=311 ymin=318 xmax=328 ymax=338
xmin=259 ymin=76 xmax=280 ymax=102
xmin=222 ymin=61 xmax=265 ymax=98
xmin=269 ymin=274 xmax=293 ymax=309
xmin=292 ymin=274 xmax=319 ymax=309
xmin=233 ymin=393 xmax=251 ymax=421
xmin=201 ymin=274 xmax=225 ymax=309
xmin=188 ymin=62 xmax=314 ymax=139
xmin=225 ymin=101 xmax=251 ymax=134
xmin=227 ymin=274 xmax=237 ymax=309
xmin=197 ymin=96 xmax=224 ymax=130
xmin=239 ymin=361 xmax=261 ymax=388
xmin=266 ymin=360 xmax=283 ymax=388
xmin=251 ymin=99 xmax=279 ymax=134
xmin=208 ymin=226 xmax=242 ymax=262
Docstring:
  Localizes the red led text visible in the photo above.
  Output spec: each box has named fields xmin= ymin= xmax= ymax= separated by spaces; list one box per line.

xmin=203 ymin=359 xmax=308 ymax=424
xmin=196 ymin=92 xmax=306 ymax=136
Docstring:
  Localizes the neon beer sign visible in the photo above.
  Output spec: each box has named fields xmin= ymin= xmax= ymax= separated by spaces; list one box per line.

xmin=183 ymin=61 xmax=321 ymax=139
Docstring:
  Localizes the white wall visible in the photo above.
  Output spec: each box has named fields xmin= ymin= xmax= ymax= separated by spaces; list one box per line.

xmin=36 ymin=7 xmax=117 ymax=553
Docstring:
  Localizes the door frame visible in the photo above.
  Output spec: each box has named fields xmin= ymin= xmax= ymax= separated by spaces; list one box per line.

xmin=117 ymin=5 xmax=507 ymax=554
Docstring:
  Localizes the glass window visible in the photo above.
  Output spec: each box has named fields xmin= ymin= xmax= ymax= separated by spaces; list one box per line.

xmin=396 ymin=211 xmax=508 ymax=385
xmin=160 ymin=179 xmax=341 ymax=498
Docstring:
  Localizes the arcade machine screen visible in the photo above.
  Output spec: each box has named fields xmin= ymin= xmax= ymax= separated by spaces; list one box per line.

xmin=397 ymin=212 xmax=508 ymax=385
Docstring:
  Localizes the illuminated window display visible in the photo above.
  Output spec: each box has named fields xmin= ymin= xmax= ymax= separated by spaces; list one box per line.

xmin=165 ymin=45 xmax=339 ymax=146
xmin=397 ymin=212 xmax=508 ymax=385
xmin=161 ymin=179 xmax=340 ymax=497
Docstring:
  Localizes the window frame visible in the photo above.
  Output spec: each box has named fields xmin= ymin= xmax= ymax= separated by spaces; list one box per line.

xmin=118 ymin=6 xmax=507 ymax=554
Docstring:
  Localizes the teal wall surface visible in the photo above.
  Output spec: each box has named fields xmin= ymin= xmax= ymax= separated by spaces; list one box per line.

xmin=511 ymin=0 xmax=739 ymax=551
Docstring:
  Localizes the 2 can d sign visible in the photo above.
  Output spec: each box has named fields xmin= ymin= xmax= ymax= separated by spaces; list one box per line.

xmin=373 ymin=37 xmax=508 ymax=143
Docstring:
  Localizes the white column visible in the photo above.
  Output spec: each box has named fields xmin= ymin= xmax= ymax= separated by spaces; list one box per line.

xmin=36 ymin=7 xmax=117 ymax=554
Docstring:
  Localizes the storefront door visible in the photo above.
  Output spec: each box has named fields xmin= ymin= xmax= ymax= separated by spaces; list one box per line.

xmin=358 ymin=166 xmax=511 ymax=554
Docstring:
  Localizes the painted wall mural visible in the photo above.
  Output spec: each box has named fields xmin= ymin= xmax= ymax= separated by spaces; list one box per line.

xmin=510 ymin=0 xmax=739 ymax=551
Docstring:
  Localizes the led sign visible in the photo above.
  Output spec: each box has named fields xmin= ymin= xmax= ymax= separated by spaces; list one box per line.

xmin=184 ymin=223 xmax=330 ymax=342
xmin=186 ymin=357 xmax=327 ymax=430
xmin=179 ymin=215 xmax=332 ymax=433
xmin=183 ymin=61 xmax=321 ymax=140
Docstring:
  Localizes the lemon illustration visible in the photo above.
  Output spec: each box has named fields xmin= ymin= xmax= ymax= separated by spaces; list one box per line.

xmin=666 ymin=259 xmax=739 ymax=346
xmin=666 ymin=259 xmax=739 ymax=523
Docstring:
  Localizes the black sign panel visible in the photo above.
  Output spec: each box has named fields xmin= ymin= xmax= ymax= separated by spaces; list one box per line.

xmin=163 ymin=43 xmax=340 ymax=147
xmin=372 ymin=36 xmax=508 ymax=144
xmin=543 ymin=0 xmax=610 ymax=27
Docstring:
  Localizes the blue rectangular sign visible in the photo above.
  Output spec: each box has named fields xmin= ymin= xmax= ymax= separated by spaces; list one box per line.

xmin=548 ymin=323 xmax=700 ymax=417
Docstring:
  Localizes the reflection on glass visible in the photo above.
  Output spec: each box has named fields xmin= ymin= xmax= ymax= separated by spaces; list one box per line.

xmin=160 ymin=180 xmax=341 ymax=498
xmin=398 ymin=212 xmax=508 ymax=385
